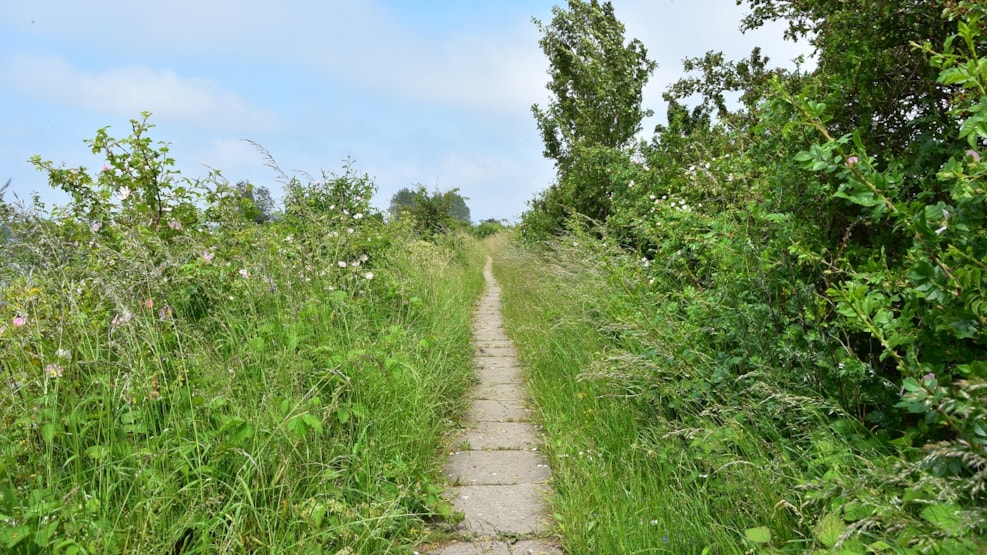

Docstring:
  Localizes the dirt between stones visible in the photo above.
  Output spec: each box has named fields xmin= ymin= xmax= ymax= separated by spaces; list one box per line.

xmin=422 ymin=257 xmax=561 ymax=555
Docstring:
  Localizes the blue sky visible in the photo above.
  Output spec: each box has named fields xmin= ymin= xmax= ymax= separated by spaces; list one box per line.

xmin=0 ymin=1 xmax=807 ymax=222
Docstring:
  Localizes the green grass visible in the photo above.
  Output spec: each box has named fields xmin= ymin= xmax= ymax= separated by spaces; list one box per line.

xmin=1 ymin=203 xmax=485 ymax=553
xmin=487 ymin=234 xmax=880 ymax=554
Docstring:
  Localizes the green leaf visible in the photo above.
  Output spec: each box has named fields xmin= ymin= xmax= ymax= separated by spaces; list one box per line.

xmin=85 ymin=444 xmax=111 ymax=462
xmin=0 ymin=525 xmax=31 ymax=548
xmin=814 ymin=512 xmax=845 ymax=548
xmin=920 ymin=503 xmax=962 ymax=532
xmin=901 ymin=377 xmax=922 ymax=392
xmin=744 ymin=526 xmax=772 ymax=544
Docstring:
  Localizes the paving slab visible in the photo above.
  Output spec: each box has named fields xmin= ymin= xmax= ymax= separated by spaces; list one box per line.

xmin=455 ymin=421 xmax=541 ymax=450
xmin=430 ymin=540 xmax=562 ymax=555
xmin=469 ymin=400 xmax=532 ymax=423
xmin=446 ymin=483 xmax=554 ymax=536
xmin=475 ymin=346 xmax=519 ymax=358
xmin=476 ymin=357 xmax=522 ymax=370
xmin=474 ymin=383 xmax=526 ymax=401
xmin=445 ymin=450 xmax=551 ymax=485
xmin=475 ymin=366 xmax=522 ymax=387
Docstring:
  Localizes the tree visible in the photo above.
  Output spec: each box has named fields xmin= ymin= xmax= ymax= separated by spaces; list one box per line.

xmin=528 ymin=0 xmax=655 ymax=229
xmin=445 ymin=191 xmax=471 ymax=224
xmin=388 ymin=185 xmax=471 ymax=235
xmin=388 ymin=187 xmax=417 ymax=220
xmin=531 ymin=0 xmax=656 ymax=169
xmin=235 ymin=181 xmax=275 ymax=224
xmin=737 ymin=0 xmax=974 ymax=178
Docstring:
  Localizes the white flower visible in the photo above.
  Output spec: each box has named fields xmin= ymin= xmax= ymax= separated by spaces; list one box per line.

xmin=354 ymin=213 xmax=363 ymax=220
xmin=359 ymin=254 xmax=369 ymax=262
xmin=338 ymin=261 xmax=347 ymax=268
xmin=56 ymin=348 xmax=71 ymax=360
xmin=116 ymin=186 xmax=131 ymax=201
xmin=363 ymin=272 xmax=374 ymax=280
xmin=347 ymin=228 xmax=354 ymax=234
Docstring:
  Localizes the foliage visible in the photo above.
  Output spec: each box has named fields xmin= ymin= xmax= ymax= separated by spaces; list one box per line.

xmin=517 ymin=0 xmax=987 ymax=551
xmin=0 ymin=120 xmax=485 ymax=553
xmin=471 ymin=218 xmax=508 ymax=239
xmin=388 ymin=185 xmax=471 ymax=236
xmin=529 ymin=0 xmax=655 ymax=228
xmin=234 ymin=180 xmax=276 ymax=223
xmin=786 ymin=12 xmax=987 ymax=532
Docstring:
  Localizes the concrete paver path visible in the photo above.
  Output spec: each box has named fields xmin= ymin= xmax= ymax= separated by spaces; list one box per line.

xmin=424 ymin=257 xmax=561 ymax=555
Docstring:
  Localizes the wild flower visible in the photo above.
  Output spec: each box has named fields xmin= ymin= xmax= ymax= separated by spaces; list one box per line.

xmin=12 ymin=316 xmax=26 ymax=327
xmin=285 ymin=235 xmax=293 ymax=244
xmin=238 ymin=268 xmax=249 ymax=278
xmin=56 ymin=348 xmax=71 ymax=360
xmin=346 ymin=228 xmax=354 ymax=234
xmin=167 ymin=219 xmax=182 ymax=230
xmin=359 ymin=254 xmax=369 ymax=263
xmin=158 ymin=305 xmax=173 ymax=321
xmin=116 ymin=186 xmax=131 ymax=201
xmin=363 ymin=272 xmax=374 ymax=280
xmin=90 ymin=222 xmax=101 ymax=233
xmin=338 ymin=261 xmax=347 ymax=268
xmin=45 ymin=363 xmax=64 ymax=378
xmin=966 ymin=149 xmax=981 ymax=163
xmin=202 ymin=250 xmax=214 ymax=263
xmin=846 ymin=156 xmax=859 ymax=166
xmin=102 ymin=165 xmax=110 ymax=172
xmin=354 ymin=213 xmax=363 ymax=220
xmin=144 ymin=299 xmax=154 ymax=309
xmin=111 ymin=311 xmax=132 ymax=326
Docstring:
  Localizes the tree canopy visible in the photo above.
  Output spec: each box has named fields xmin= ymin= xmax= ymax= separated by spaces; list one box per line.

xmin=388 ymin=185 xmax=471 ymax=235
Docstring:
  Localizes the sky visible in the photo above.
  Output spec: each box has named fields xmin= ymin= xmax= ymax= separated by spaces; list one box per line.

xmin=0 ymin=1 xmax=809 ymax=223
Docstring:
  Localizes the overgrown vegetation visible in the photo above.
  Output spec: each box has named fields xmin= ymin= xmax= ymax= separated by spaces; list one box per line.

xmin=388 ymin=185 xmax=471 ymax=236
xmin=517 ymin=0 xmax=987 ymax=552
xmin=0 ymin=116 xmax=486 ymax=553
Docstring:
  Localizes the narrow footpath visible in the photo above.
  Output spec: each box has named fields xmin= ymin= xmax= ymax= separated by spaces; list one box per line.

xmin=425 ymin=257 xmax=561 ymax=555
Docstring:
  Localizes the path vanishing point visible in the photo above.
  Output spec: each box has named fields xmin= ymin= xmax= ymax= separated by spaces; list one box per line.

xmin=423 ymin=257 xmax=561 ymax=555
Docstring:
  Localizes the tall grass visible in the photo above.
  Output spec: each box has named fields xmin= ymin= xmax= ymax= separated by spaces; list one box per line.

xmin=488 ymin=233 xmax=887 ymax=553
xmin=1 ymin=155 xmax=485 ymax=552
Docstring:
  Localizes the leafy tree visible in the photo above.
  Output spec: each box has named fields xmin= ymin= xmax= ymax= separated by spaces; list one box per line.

xmin=528 ymin=0 xmax=655 ymax=230
xmin=446 ymin=191 xmax=471 ymax=224
xmin=388 ymin=186 xmax=471 ymax=235
xmin=234 ymin=181 xmax=275 ymax=224
xmin=738 ymin=0 xmax=977 ymax=178
xmin=532 ymin=0 xmax=656 ymax=167
xmin=388 ymin=187 xmax=417 ymax=220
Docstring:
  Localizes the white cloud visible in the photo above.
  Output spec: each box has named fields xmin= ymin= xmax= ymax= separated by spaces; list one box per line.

xmin=3 ymin=54 xmax=280 ymax=132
